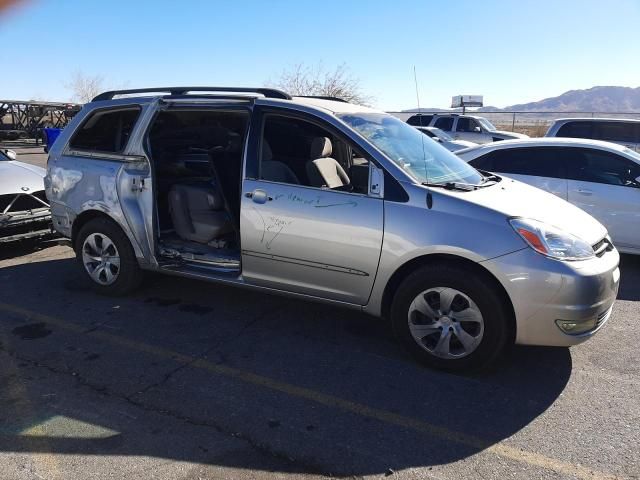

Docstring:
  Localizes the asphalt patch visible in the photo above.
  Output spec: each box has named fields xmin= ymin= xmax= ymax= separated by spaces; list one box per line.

xmin=144 ymin=297 xmax=182 ymax=307
xmin=11 ymin=322 xmax=52 ymax=340
xmin=178 ymin=304 xmax=214 ymax=315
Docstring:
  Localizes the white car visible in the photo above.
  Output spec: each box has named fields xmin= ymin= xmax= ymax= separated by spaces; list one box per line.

xmin=415 ymin=126 xmax=477 ymax=152
xmin=406 ymin=113 xmax=529 ymax=144
xmin=457 ymin=138 xmax=640 ymax=254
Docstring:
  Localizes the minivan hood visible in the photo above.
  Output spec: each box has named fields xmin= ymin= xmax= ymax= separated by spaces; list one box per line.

xmin=459 ymin=177 xmax=607 ymax=245
xmin=492 ymin=130 xmax=529 ymax=139
xmin=0 ymin=161 xmax=46 ymax=195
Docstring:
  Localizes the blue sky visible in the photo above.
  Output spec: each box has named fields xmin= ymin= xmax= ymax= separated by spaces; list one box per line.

xmin=1 ymin=0 xmax=638 ymax=110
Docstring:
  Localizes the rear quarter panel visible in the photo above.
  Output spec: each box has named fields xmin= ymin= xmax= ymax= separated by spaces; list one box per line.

xmin=44 ymin=101 xmax=154 ymax=261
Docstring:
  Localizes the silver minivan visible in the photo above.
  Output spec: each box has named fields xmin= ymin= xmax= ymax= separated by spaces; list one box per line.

xmin=45 ymin=87 xmax=620 ymax=372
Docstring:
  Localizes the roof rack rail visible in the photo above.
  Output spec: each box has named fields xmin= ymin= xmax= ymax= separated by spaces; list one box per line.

xmin=297 ymin=95 xmax=350 ymax=103
xmin=92 ymin=87 xmax=292 ymax=102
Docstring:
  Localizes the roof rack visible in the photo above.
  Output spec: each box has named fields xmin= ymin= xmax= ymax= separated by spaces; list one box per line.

xmin=297 ymin=95 xmax=350 ymax=103
xmin=92 ymin=87 xmax=292 ymax=102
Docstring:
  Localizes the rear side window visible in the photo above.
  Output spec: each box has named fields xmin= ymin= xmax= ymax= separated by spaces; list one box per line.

xmin=434 ymin=117 xmax=454 ymax=131
xmin=407 ymin=114 xmax=433 ymax=126
xmin=556 ymin=121 xmax=593 ymax=138
xmin=69 ymin=107 xmax=141 ymax=153
xmin=592 ymin=122 xmax=638 ymax=143
xmin=469 ymin=147 xmax=566 ymax=178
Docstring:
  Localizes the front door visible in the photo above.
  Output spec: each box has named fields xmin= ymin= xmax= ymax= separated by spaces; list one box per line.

xmin=455 ymin=117 xmax=491 ymax=144
xmin=566 ymin=147 xmax=640 ymax=251
xmin=240 ymin=108 xmax=384 ymax=304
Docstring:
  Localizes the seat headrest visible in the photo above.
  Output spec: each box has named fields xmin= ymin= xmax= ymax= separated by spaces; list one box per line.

xmin=310 ymin=137 xmax=332 ymax=159
xmin=262 ymin=141 xmax=273 ymax=162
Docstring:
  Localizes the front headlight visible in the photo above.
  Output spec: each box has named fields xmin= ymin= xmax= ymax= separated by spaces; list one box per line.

xmin=509 ymin=218 xmax=595 ymax=261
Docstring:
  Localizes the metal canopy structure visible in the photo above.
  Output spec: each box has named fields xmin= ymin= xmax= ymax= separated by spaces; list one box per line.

xmin=0 ymin=100 xmax=81 ymax=138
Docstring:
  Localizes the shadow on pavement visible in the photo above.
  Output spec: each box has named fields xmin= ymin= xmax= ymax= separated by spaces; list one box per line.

xmin=0 ymin=239 xmax=60 ymax=260
xmin=0 ymin=255 xmax=598 ymax=476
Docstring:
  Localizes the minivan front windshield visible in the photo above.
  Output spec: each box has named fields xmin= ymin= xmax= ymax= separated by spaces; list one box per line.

xmin=339 ymin=112 xmax=484 ymax=186
xmin=478 ymin=117 xmax=497 ymax=132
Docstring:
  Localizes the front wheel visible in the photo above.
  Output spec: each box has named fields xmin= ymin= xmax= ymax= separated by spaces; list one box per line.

xmin=391 ymin=263 xmax=511 ymax=372
xmin=75 ymin=217 xmax=143 ymax=296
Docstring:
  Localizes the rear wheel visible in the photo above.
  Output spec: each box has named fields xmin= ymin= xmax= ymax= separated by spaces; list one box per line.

xmin=391 ymin=263 xmax=511 ymax=372
xmin=75 ymin=217 xmax=143 ymax=296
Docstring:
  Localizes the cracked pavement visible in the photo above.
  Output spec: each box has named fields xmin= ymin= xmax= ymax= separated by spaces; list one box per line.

xmin=0 ymin=242 xmax=638 ymax=480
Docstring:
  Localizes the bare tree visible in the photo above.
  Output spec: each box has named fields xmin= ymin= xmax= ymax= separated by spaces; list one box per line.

xmin=270 ymin=63 xmax=373 ymax=106
xmin=65 ymin=72 xmax=106 ymax=104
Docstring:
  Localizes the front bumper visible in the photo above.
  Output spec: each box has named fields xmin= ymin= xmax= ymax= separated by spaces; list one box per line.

xmin=481 ymin=246 xmax=620 ymax=347
xmin=0 ymin=209 xmax=53 ymax=243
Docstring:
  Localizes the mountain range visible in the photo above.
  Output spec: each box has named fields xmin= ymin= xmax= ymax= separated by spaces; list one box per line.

xmin=404 ymin=86 xmax=640 ymax=113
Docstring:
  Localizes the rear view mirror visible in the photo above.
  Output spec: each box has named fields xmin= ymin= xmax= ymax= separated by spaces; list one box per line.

xmin=4 ymin=149 xmax=17 ymax=160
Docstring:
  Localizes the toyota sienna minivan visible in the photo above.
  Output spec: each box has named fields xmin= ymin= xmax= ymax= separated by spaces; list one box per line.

xmin=45 ymin=87 xmax=620 ymax=371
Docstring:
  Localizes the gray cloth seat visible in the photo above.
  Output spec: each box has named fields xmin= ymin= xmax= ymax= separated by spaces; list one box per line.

xmin=261 ymin=141 xmax=300 ymax=184
xmin=305 ymin=137 xmax=350 ymax=189
xmin=168 ymin=183 xmax=232 ymax=244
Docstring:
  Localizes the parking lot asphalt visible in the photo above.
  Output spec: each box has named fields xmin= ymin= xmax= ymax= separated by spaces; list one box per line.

xmin=0 ymin=145 xmax=638 ymax=479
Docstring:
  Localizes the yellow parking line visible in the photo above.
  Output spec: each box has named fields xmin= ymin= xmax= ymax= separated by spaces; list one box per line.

xmin=0 ymin=302 xmax=621 ymax=480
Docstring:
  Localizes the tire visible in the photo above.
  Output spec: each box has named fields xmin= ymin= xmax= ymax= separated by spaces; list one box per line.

xmin=390 ymin=263 xmax=511 ymax=372
xmin=75 ymin=217 xmax=143 ymax=296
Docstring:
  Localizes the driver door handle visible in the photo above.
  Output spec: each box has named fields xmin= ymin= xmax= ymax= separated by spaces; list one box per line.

xmin=577 ymin=189 xmax=593 ymax=196
xmin=245 ymin=189 xmax=272 ymax=204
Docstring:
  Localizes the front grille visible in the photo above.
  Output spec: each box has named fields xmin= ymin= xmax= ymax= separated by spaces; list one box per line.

xmin=0 ymin=216 xmax=51 ymax=239
xmin=592 ymin=237 xmax=614 ymax=257
xmin=0 ymin=190 xmax=49 ymax=214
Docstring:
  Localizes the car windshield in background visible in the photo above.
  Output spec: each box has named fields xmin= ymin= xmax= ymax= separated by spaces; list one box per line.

xmin=430 ymin=128 xmax=454 ymax=141
xmin=339 ymin=113 xmax=484 ymax=186
xmin=478 ymin=117 xmax=497 ymax=131
xmin=0 ymin=151 xmax=9 ymax=161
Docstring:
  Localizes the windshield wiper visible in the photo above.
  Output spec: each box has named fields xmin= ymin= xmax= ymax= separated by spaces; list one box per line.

xmin=476 ymin=169 xmax=502 ymax=186
xmin=421 ymin=181 xmax=479 ymax=191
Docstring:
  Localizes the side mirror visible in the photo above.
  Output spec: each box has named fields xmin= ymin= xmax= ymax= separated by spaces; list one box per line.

xmin=473 ymin=126 xmax=482 ymax=133
xmin=369 ymin=163 xmax=385 ymax=198
xmin=635 ymin=175 xmax=640 ymax=187
xmin=4 ymin=149 xmax=17 ymax=160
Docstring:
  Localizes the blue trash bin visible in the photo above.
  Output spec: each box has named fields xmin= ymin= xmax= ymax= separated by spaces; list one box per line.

xmin=43 ymin=128 xmax=62 ymax=153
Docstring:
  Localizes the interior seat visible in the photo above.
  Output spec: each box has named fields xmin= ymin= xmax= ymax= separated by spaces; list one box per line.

xmin=168 ymin=182 xmax=232 ymax=244
xmin=261 ymin=141 xmax=300 ymax=184
xmin=306 ymin=137 xmax=351 ymax=189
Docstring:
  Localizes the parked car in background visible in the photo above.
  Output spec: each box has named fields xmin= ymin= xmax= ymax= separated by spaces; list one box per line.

xmin=0 ymin=148 xmax=51 ymax=243
xmin=415 ymin=126 xmax=476 ymax=152
xmin=46 ymin=87 xmax=619 ymax=372
xmin=406 ymin=114 xmax=434 ymax=126
xmin=545 ymin=118 xmax=640 ymax=152
xmin=457 ymin=138 xmax=640 ymax=254
xmin=408 ymin=113 xmax=528 ymax=143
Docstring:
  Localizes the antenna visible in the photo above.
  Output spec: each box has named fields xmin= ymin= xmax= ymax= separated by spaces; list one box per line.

xmin=413 ymin=66 xmax=433 ymax=208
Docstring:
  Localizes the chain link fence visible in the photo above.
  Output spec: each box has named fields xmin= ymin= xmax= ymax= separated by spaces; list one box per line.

xmin=387 ymin=111 xmax=640 ymax=137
